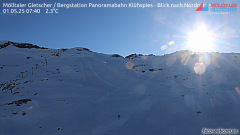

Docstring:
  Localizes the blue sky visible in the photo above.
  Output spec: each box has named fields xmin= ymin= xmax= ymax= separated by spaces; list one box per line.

xmin=0 ymin=0 xmax=240 ymax=56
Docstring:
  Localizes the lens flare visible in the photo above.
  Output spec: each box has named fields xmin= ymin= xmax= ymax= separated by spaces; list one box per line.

xmin=141 ymin=55 xmax=148 ymax=60
xmin=235 ymin=87 xmax=240 ymax=95
xmin=168 ymin=41 xmax=175 ymax=46
xmin=180 ymin=51 xmax=193 ymax=65
xmin=161 ymin=45 xmax=168 ymax=50
xmin=194 ymin=62 xmax=206 ymax=74
xmin=126 ymin=62 xmax=134 ymax=69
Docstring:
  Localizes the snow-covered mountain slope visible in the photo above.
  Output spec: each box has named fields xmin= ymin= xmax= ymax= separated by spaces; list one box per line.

xmin=0 ymin=41 xmax=240 ymax=135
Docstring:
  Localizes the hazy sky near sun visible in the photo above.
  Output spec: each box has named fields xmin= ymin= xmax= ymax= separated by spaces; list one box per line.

xmin=0 ymin=0 xmax=240 ymax=56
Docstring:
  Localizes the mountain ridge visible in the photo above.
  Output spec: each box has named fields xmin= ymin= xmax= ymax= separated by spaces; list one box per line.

xmin=1 ymin=40 xmax=239 ymax=57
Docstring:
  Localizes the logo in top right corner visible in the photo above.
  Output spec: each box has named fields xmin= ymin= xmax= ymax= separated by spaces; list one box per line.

xmin=196 ymin=3 xmax=237 ymax=14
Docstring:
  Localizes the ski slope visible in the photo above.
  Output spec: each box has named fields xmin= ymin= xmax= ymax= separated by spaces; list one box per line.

xmin=0 ymin=41 xmax=240 ymax=135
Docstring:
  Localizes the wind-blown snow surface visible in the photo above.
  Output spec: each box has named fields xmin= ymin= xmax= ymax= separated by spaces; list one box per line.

xmin=0 ymin=41 xmax=240 ymax=135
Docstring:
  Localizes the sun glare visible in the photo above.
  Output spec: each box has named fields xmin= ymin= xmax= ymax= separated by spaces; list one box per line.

xmin=187 ymin=23 xmax=215 ymax=52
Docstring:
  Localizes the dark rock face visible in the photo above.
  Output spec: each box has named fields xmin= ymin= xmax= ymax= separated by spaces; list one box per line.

xmin=125 ymin=54 xmax=137 ymax=59
xmin=111 ymin=54 xmax=123 ymax=58
xmin=82 ymin=48 xmax=92 ymax=52
xmin=77 ymin=48 xmax=92 ymax=52
xmin=0 ymin=41 xmax=48 ymax=49
xmin=0 ymin=41 xmax=11 ymax=49
xmin=7 ymin=99 xmax=32 ymax=106
xmin=13 ymin=42 xmax=48 ymax=49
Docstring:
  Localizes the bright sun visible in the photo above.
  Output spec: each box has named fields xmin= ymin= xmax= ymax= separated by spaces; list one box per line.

xmin=187 ymin=23 xmax=215 ymax=52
